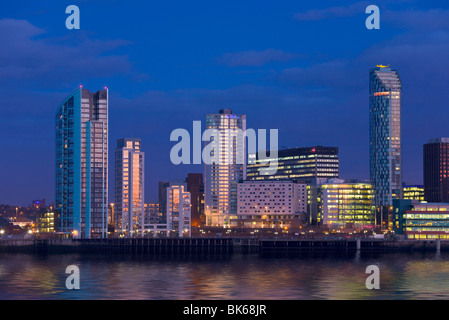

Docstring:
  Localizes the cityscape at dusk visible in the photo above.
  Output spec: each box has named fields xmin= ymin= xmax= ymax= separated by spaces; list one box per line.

xmin=2 ymin=0 xmax=449 ymax=304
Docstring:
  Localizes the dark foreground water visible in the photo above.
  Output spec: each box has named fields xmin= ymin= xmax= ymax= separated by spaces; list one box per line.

xmin=1 ymin=251 xmax=449 ymax=299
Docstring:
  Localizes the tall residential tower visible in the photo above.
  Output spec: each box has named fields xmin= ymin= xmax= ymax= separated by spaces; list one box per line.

xmin=55 ymin=87 xmax=108 ymax=238
xmin=114 ymin=138 xmax=145 ymax=236
xmin=204 ymin=109 xmax=246 ymax=227
xmin=369 ymin=66 xmax=402 ymax=207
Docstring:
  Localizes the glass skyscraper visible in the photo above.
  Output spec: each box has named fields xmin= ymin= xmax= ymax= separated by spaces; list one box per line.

xmin=55 ymin=87 xmax=109 ymax=238
xmin=369 ymin=66 xmax=402 ymax=207
xmin=204 ymin=109 xmax=246 ymax=227
xmin=114 ymin=138 xmax=145 ymax=236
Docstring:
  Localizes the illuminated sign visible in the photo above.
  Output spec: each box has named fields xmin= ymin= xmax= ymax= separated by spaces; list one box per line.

xmin=376 ymin=64 xmax=389 ymax=68
xmin=374 ymin=92 xmax=390 ymax=96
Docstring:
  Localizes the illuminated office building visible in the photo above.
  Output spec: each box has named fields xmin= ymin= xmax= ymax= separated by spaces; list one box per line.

xmin=114 ymin=138 xmax=145 ymax=236
xmin=424 ymin=138 xmax=449 ymax=202
xmin=247 ymin=146 xmax=339 ymax=181
xmin=204 ymin=109 xmax=246 ymax=227
xmin=247 ymin=146 xmax=339 ymax=225
xmin=402 ymin=184 xmax=425 ymax=201
xmin=320 ymin=179 xmax=375 ymax=228
xmin=55 ymin=87 xmax=108 ymax=238
xmin=36 ymin=210 xmax=55 ymax=234
xmin=394 ymin=199 xmax=449 ymax=239
xmin=369 ymin=66 xmax=402 ymax=206
xmin=167 ymin=185 xmax=191 ymax=237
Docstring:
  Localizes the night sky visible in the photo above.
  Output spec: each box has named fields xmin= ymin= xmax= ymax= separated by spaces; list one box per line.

xmin=1 ymin=0 xmax=449 ymax=205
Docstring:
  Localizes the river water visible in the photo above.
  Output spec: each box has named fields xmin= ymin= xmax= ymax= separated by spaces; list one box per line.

xmin=1 ymin=251 xmax=448 ymax=299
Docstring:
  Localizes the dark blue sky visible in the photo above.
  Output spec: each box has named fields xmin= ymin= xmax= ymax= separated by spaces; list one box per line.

xmin=1 ymin=0 xmax=449 ymax=205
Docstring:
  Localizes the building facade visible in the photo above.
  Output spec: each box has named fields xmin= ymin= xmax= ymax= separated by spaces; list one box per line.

xmin=320 ymin=179 xmax=375 ymax=228
xmin=55 ymin=87 xmax=108 ymax=238
xmin=143 ymin=202 xmax=164 ymax=225
xmin=204 ymin=109 xmax=246 ymax=227
xmin=36 ymin=210 xmax=55 ymax=234
xmin=369 ymin=66 xmax=402 ymax=206
xmin=237 ymin=180 xmax=307 ymax=228
xmin=114 ymin=138 xmax=145 ymax=236
xmin=158 ymin=181 xmax=170 ymax=216
xmin=187 ymin=173 xmax=205 ymax=227
xmin=403 ymin=184 xmax=425 ymax=201
xmin=247 ymin=146 xmax=339 ymax=181
xmin=167 ymin=185 xmax=191 ymax=237
xmin=394 ymin=199 xmax=449 ymax=239
xmin=424 ymin=138 xmax=449 ymax=203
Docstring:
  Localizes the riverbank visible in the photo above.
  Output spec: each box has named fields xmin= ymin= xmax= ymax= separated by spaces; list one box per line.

xmin=0 ymin=238 xmax=447 ymax=254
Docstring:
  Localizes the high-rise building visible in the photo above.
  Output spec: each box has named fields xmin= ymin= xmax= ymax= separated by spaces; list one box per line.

xmin=204 ymin=109 xmax=246 ymax=227
xmin=55 ymin=87 xmax=108 ymax=238
xmin=247 ymin=146 xmax=339 ymax=181
xmin=369 ymin=66 xmax=402 ymax=206
xmin=114 ymin=138 xmax=145 ymax=236
xmin=186 ymin=173 xmax=204 ymax=227
xmin=424 ymin=138 xmax=449 ymax=203
xmin=167 ymin=185 xmax=191 ymax=237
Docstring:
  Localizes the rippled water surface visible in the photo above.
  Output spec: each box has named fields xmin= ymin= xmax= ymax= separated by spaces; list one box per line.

xmin=1 ymin=251 xmax=449 ymax=299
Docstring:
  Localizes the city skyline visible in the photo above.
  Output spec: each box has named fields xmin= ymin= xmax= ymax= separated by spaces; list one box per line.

xmin=3 ymin=1 xmax=449 ymax=304
xmin=2 ymin=1 xmax=449 ymax=206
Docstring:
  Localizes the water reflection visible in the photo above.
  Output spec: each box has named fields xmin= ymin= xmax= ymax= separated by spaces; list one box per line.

xmin=1 ymin=252 xmax=449 ymax=299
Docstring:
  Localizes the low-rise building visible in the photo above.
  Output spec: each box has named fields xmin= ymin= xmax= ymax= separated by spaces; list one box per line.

xmin=394 ymin=199 xmax=449 ymax=239
xmin=320 ymin=179 xmax=375 ymax=228
xmin=237 ymin=180 xmax=307 ymax=228
xmin=36 ymin=211 xmax=55 ymax=234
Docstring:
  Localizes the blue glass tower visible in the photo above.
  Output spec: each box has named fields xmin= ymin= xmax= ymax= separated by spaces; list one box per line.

xmin=369 ymin=66 xmax=402 ymax=207
xmin=55 ymin=87 xmax=109 ymax=238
